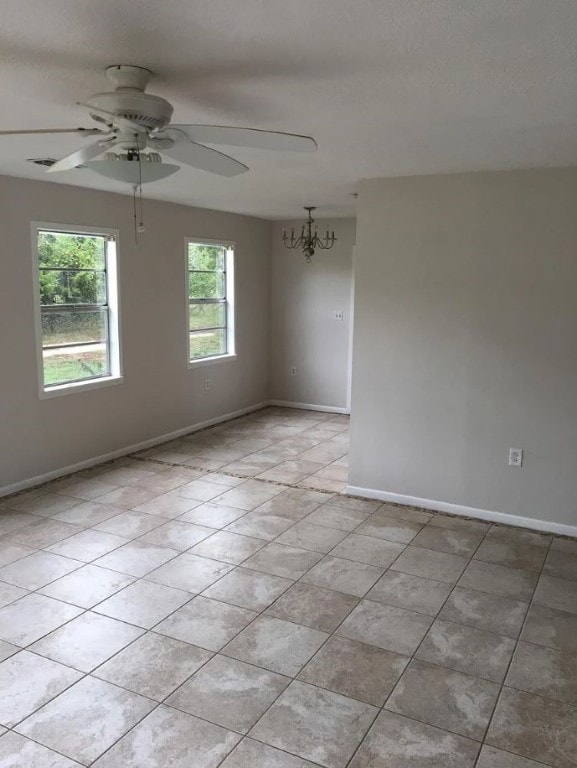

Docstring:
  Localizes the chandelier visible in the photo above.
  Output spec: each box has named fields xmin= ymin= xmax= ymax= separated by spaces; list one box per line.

xmin=282 ymin=206 xmax=336 ymax=262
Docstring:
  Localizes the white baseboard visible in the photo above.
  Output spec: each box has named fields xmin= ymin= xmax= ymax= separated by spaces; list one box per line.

xmin=0 ymin=401 xmax=269 ymax=499
xmin=346 ymin=484 xmax=577 ymax=538
xmin=268 ymin=399 xmax=350 ymax=415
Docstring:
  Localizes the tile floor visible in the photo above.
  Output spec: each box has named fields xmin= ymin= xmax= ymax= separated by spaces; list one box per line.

xmin=0 ymin=406 xmax=576 ymax=766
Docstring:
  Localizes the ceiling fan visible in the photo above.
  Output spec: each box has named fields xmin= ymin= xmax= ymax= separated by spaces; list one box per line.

xmin=0 ymin=65 xmax=317 ymax=184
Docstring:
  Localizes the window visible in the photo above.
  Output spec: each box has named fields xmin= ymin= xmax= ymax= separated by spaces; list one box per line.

xmin=186 ymin=239 xmax=235 ymax=363
xmin=33 ymin=224 xmax=121 ymax=395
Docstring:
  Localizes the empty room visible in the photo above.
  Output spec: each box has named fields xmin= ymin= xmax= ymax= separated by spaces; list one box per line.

xmin=1 ymin=1 xmax=576 ymax=767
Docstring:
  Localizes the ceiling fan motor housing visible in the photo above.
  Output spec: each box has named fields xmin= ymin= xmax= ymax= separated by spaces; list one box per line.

xmin=87 ymin=91 xmax=173 ymax=130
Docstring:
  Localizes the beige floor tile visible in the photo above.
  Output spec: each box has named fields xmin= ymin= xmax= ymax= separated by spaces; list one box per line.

xmin=179 ymin=502 xmax=248 ymax=528
xmin=15 ymin=676 xmax=155 ymax=765
xmin=167 ymin=654 xmax=288 ymax=733
xmin=0 ymin=594 xmax=82 ymax=646
xmin=305 ymin=503 xmax=370 ymax=532
xmin=249 ymin=680 xmax=377 ymax=768
xmin=551 ymin=536 xmax=577 ymax=556
xmin=534 ymin=574 xmax=577 ymax=614
xmin=275 ymin=521 xmax=347 ymax=553
xmin=92 ymin=704 xmax=240 ymax=768
xmin=213 ymin=481 xmax=283 ymax=511
xmin=0 ymin=510 xmax=48 ymax=538
xmin=94 ymin=632 xmax=212 ymax=699
xmin=356 ymin=513 xmax=424 ymax=544
xmin=5 ymin=519 xmax=82 ymax=549
xmin=30 ymin=612 xmax=143 ymax=672
xmin=190 ymin=530 xmax=265 ymax=564
xmin=243 ymin=542 xmax=323 ymax=579
xmin=411 ymin=525 xmax=484 ymax=557
xmin=94 ymin=485 xmax=163 ymax=509
xmin=95 ymin=579 xmax=191 ymax=628
xmin=506 ymin=641 xmax=577 ymax=706
xmin=520 ymin=603 xmax=577 ymax=653
xmin=390 ymin=546 xmax=468 ymax=584
xmin=366 ymin=570 xmax=452 ymax=616
xmin=8 ymin=493 xmax=80 ymax=518
xmin=137 ymin=520 xmax=215 ymax=550
xmin=457 ymin=559 xmax=538 ymax=601
xmin=203 ymin=567 xmax=293 ymax=610
xmin=202 ymin=472 xmax=246 ymax=488
xmin=440 ymin=586 xmax=529 ymax=638
xmin=132 ymin=493 xmax=202 ymax=519
xmin=486 ymin=525 xmax=551 ymax=549
xmin=46 ymin=529 xmax=127 ymax=562
xmin=146 ymin=552 xmax=233 ymax=592
xmin=0 ymin=651 xmax=82 ymax=728
xmin=257 ymin=460 xmax=325 ymax=484
xmin=474 ymin=538 xmax=548 ymax=573
xmin=301 ymin=556 xmax=383 ymax=597
xmin=299 ymin=635 xmax=409 ymax=706
xmin=220 ymin=738 xmax=318 ymax=767
xmin=476 ymin=745 xmax=547 ymax=767
xmin=175 ymin=479 xmax=226 ymax=502
xmin=486 ymin=687 xmax=577 ymax=768
xmin=299 ymin=475 xmax=347 ymax=493
xmin=416 ymin=618 xmax=515 ymax=682
xmin=330 ymin=533 xmax=405 ymax=567
xmin=350 ymin=710 xmax=480 ymax=767
xmin=266 ymin=582 xmax=359 ymax=632
xmin=52 ymin=500 xmax=125 ymax=527
xmin=0 ymin=581 xmax=28 ymax=609
xmin=544 ymin=549 xmax=577 ymax=582
xmin=0 ymin=541 xmax=36 ymax=568
xmin=57 ymin=477 xmax=120 ymax=501
xmin=0 ymin=551 xmax=81 ymax=591
xmin=428 ymin=513 xmax=491 ymax=536
xmin=256 ymin=488 xmax=329 ymax=519
xmin=224 ymin=616 xmax=328 ymax=676
xmin=0 ymin=639 xmax=19 ymax=662
xmin=225 ymin=511 xmax=298 ymax=540
xmin=155 ymin=595 xmax=257 ymax=651
xmin=94 ymin=540 xmax=179 ymax=577
xmin=39 ymin=564 xmax=134 ymax=608
xmin=0 ymin=731 xmax=80 ymax=767
xmin=94 ymin=510 xmax=165 ymax=538
xmin=377 ymin=503 xmax=433 ymax=525
xmin=337 ymin=599 xmax=432 ymax=655
xmin=386 ymin=659 xmax=500 ymax=740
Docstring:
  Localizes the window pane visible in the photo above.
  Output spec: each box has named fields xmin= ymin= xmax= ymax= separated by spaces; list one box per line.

xmin=41 ymin=310 xmax=107 ymax=347
xmin=43 ymin=344 xmax=108 ymax=386
xmin=189 ymin=329 xmax=226 ymax=359
xmin=38 ymin=231 xmax=106 ymax=270
xmin=188 ymin=244 xmax=225 ymax=271
xmin=189 ymin=303 xmax=225 ymax=331
xmin=188 ymin=272 xmax=225 ymax=300
xmin=39 ymin=270 xmax=107 ymax=305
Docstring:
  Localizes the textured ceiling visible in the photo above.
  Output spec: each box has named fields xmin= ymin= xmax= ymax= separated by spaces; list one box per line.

xmin=1 ymin=0 xmax=576 ymax=219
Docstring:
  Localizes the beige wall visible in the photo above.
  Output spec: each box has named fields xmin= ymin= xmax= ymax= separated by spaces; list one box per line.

xmin=0 ymin=175 xmax=271 ymax=490
xmin=350 ymin=168 xmax=577 ymax=530
xmin=270 ymin=218 xmax=355 ymax=410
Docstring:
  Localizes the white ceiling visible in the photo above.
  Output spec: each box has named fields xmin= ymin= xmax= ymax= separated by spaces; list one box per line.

xmin=1 ymin=0 xmax=576 ymax=219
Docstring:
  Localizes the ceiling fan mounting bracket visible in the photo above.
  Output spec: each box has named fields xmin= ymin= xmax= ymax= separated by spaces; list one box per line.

xmin=105 ymin=65 xmax=153 ymax=92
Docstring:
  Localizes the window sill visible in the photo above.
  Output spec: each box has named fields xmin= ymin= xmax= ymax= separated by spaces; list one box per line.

xmin=188 ymin=353 xmax=237 ymax=370
xmin=40 ymin=375 xmax=123 ymax=400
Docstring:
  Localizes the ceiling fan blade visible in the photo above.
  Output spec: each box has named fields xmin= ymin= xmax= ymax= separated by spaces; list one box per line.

xmin=77 ymin=103 xmax=144 ymax=135
xmin=47 ymin=140 xmax=110 ymax=173
xmin=162 ymin=136 xmax=248 ymax=177
xmin=0 ymin=127 xmax=106 ymax=136
xmin=170 ymin=125 xmax=318 ymax=152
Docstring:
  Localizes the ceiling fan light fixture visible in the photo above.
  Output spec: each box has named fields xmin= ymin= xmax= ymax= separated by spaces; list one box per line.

xmin=85 ymin=152 xmax=180 ymax=183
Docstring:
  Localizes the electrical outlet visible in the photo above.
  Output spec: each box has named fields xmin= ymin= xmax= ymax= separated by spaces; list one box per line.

xmin=204 ymin=378 xmax=212 ymax=391
xmin=290 ymin=367 xmax=297 ymax=376
xmin=335 ymin=310 xmax=344 ymax=321
xmin=509 ymin=448 xmax=523 ymax=467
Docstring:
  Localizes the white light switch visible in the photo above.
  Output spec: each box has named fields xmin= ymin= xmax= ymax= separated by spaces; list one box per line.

xmin=509 ymin=448 xmax=523 ymax=467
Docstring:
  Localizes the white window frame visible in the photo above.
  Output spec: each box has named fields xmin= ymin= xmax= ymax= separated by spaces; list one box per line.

xmin=185 ymin=237 xmax=236 ymax=369
xmin=31 ymin=222 xmax=123 ymax=399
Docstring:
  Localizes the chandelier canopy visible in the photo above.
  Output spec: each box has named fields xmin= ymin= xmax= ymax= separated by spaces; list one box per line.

xmin=282 ymin=206 xmax=336 ymax=262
